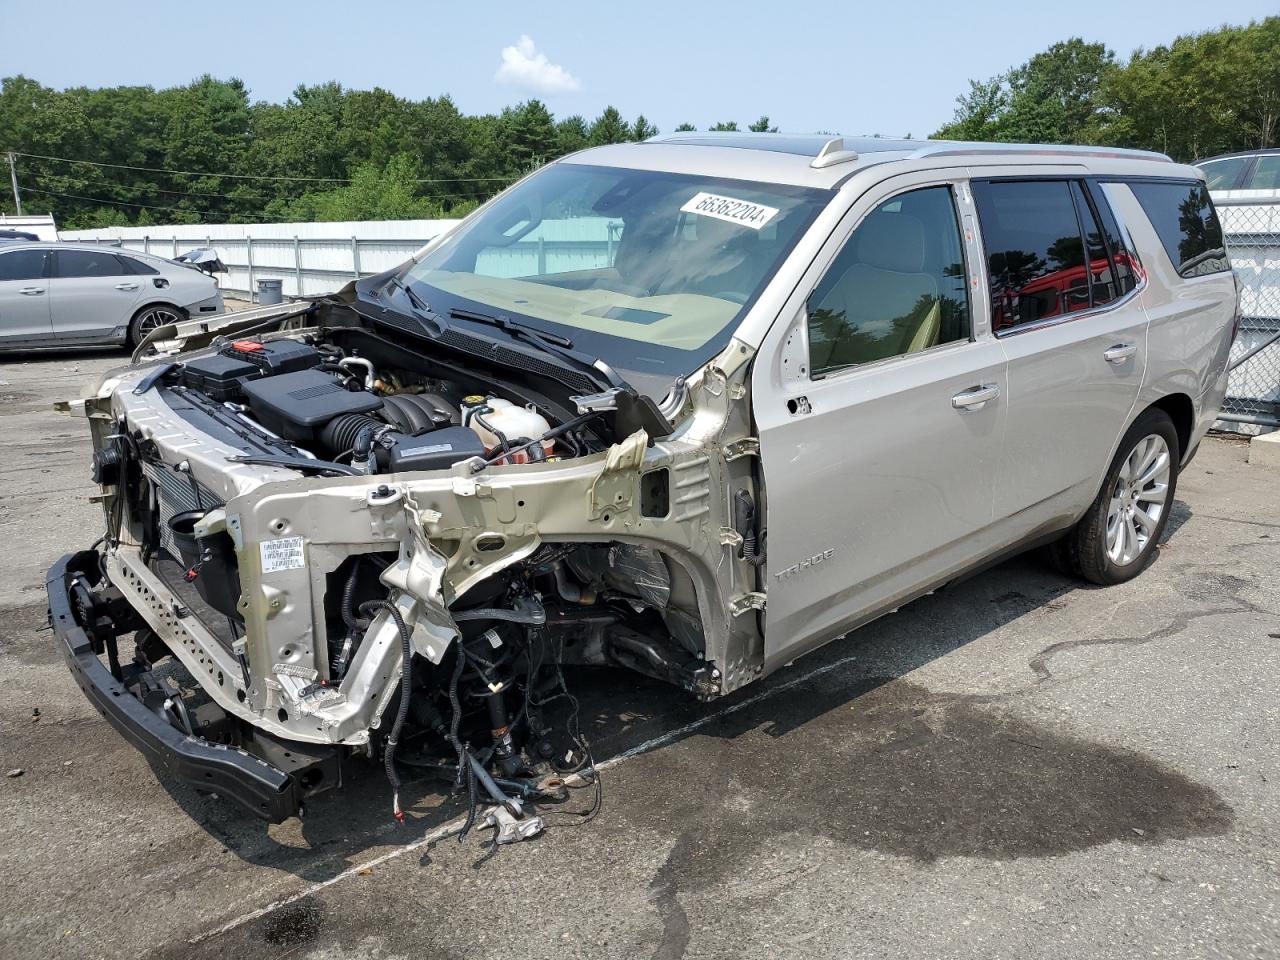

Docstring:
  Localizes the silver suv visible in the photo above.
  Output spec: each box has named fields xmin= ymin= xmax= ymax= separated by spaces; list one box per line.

xmin=48 ymin=135 xmax=1237 ymax=828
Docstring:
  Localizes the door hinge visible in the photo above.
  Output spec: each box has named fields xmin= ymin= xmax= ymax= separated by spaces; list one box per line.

xmin=728 ymin=592 xmax=767 ymax=616
xmin=722 ymin=437 xmax=760 ymax=461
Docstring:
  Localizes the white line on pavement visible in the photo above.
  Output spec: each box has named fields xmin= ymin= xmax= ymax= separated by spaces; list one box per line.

xmin=187 ymin=651 xmax=862 ymax=945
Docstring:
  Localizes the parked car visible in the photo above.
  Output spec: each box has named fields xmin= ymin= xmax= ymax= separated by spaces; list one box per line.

xmin=0 ymin=229 xmax=39 ymax=242
xmin=0 ymin=242 xmax=224 ymax=350
xmin=48 ymin=135 xmax=1236 ymax=830
xmin=1196 ymin=148 xmax=1280 ymax=192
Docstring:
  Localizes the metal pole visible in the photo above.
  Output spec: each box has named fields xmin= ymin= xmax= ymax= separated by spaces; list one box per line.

xmin=6 ymin=152 xmax=22 ymax=216
xmin=293 ymin=236 xmax=302 ymax=297
xmin=246 ymin=236 xmax=255 ymax=302
xmin=351 ymin=236 xmax=361 ymax=280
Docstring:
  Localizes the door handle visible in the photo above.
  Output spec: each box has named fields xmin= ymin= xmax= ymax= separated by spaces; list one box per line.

xmin=951 ymin=383 xmax=1000 ymax=410
xmin=1103 ymin=342 xmax=1137 ymax=363
xmin=18 ymin=286 xmax=44 ymax=296
xmin=114 ymin=282 xmax=139 ymax=291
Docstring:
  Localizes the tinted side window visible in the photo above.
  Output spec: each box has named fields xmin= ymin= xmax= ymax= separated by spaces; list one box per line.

xmin=1086 ymin=182 xmax=1139 ymax=299
xmin=972 ymin=180 xmax=1091 ymax=332
xmin=1129 ymin=181 xmax=1229 ymax=278
xmin=807 ymin=185 xmax=970 ymax=375
xmin=1246 ymin=155 xmax=1280 ymax=190
xmin=1198 ymin=157 xmax=1249 ymax=190
xmin=0 ymin=249 xmax=48 ymax=281
xmin=55 ymin=250 xmax=130 ymax=279
xmin=1071 ymin=181 xmax=1121 ymax=308
xmin=117 ymin=254 xmax=159 ymax=275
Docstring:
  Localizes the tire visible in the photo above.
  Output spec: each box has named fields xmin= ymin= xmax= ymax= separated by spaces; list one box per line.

xmin=127 ymin=302 xmax=184 ymax=348
xmin=1053 ymin=408 xmax=1180 ymax=586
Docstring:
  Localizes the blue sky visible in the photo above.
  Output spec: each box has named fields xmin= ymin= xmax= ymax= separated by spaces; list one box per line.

xmin=1 ymin=1 xmax=1274 ymax=136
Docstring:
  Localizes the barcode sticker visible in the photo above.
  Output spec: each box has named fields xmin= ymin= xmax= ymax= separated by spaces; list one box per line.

xmin=260 ymin=536 xmax=305 ymax=573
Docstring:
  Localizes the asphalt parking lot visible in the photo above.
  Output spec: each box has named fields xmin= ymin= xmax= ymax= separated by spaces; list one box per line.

xmin=1 ymin=348 xmax=1278 ymax=960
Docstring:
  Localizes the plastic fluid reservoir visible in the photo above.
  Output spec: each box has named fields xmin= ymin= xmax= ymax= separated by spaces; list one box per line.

xmin=462 ymin=396 xmax=554 ymax=463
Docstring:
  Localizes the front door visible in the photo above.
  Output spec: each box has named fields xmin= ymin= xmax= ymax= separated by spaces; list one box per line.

xmin=0 ymin=247 xmax=53 ymax=346
xmin=753 ymin=179 xmax=1008 ymax=670
xmin=49 ymin=249 xmax=144 ymax=342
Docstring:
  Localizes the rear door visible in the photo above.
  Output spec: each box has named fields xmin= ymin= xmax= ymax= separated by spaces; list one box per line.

xmin=49 ymin=249 xmax=144 ymax=342
xmin=753 ymin=175 xmax=1008 ymax=670
xmin=0 ymin=247 xmax=53 ymax=346
xmin=972 ymin=176 xmax=1148 ymax=537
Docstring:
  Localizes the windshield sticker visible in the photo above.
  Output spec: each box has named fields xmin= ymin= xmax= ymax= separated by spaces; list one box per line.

xmin=260 ymin=536 xmax=306 ymax=573
xmin=680 ymin=192 xmax=779 ymax=230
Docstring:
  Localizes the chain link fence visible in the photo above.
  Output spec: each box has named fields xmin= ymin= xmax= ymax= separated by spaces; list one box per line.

xmin=1216 ymin=196 xmax=1280 ymax=433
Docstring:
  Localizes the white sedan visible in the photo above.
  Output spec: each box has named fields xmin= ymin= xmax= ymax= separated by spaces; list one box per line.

xmin=0 ymin=242 xmax=224 ymax=350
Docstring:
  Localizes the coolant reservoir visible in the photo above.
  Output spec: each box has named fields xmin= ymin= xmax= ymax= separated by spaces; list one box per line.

xmin=461 ymin=396 xmax=554 ymax=463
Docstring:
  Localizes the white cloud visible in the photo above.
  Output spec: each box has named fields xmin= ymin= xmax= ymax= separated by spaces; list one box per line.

xmin=494 ymin=36 xmax=581 ymax=95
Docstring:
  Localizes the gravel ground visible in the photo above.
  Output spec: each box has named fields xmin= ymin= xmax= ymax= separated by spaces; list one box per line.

xmin=0 ymin=347 xmax=1277 ymax=960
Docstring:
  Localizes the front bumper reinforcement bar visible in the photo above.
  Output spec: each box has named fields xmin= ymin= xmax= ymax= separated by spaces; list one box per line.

xmin=46 ymin=550 xmax=300 ymax=823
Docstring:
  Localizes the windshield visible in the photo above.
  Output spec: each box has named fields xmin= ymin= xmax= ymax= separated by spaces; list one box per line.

xmin=403 ymin=163 xmax=830 ymax=379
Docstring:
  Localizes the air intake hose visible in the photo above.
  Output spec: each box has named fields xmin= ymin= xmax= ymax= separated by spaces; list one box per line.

xmin=321 ymin=413 xmax=384 ymax=457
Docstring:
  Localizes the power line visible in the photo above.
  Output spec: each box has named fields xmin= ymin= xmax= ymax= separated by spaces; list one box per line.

xmin=30 ymin=171 xmax=275 ymax=204
xmin=19 ymin=185 xmax=276 ymax=222
xmin=15 ymin=151 xmax=520 ymax=184
xmin=29 ymin=169 xmax=491 ymax=205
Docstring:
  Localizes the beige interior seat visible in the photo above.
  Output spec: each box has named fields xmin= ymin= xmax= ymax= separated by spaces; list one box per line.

xmin=811 ymin=211 xmax=941 ymax=369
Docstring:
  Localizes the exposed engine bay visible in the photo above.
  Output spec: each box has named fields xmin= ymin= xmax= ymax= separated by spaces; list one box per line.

xmin=59 ymin=298 xmax=767 ymax=833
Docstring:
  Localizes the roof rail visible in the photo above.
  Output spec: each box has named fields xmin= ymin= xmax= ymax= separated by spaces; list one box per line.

xmin=906 ymin=141 xmax=1173 ymax=164
xmin=810 ymin=137 xmax=860 ymax=169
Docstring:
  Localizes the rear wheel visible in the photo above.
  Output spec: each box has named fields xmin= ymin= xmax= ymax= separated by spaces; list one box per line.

xmin=128 ymin=303 xmax=183 ymax=348
xmin=1053 ymin=408 xmax=1180 ymax=585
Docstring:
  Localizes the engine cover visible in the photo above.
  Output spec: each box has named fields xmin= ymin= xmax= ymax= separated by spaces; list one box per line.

xmin=240 ymin=370 xmax=383 ymax=442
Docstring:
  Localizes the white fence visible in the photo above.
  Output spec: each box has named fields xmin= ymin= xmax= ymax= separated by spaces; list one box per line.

xmin=58 ymin=216 xmax=626 ymax=302
xmin=59 ymin=219 xmax=459 ymax=300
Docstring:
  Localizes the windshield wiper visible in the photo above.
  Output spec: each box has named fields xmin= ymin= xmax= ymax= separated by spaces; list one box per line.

xmin=386 ymin=276 xmax=446 ymax=334
xmin=449 ymin=306 xmax=625 ymax=390
xmin=449 ymin=307 xmax=573 ymax=348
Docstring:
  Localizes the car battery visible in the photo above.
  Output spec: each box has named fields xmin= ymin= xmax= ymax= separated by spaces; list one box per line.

xmin=179 ymin=354 xmax=262 ymax=401
xmin=221 ymin=338 xmax=322 ymax=376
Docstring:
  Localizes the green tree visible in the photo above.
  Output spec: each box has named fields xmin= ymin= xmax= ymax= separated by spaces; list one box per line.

xmin=555 ymin=115 xmax=589 ymax=155
xmin=631 ymin=115 xmax=658 ymax=141
xmin=748 ymin=115 xmax=778 ymax=132
xmin=588 ymin=106 xmax=631 ymax=145
xmin=709 ymin=120 xmax=739 ymax=131
xmin=934 ymin=39 xmax=1115 ymax=144
xmin=285 ymin=154 xmax=442 ymax=221
xmin=674 ymin=122 xmax=696 ymax=132
xmin=502 ymin=99 xmax=557 ymax=172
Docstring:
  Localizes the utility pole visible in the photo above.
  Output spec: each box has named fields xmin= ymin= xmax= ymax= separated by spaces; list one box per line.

xmin=6 ymin=152 xmax=22 ymax=216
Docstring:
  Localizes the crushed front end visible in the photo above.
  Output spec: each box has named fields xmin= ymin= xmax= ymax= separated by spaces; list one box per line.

xmin=48 ymin=300 xmax=767 ymax=825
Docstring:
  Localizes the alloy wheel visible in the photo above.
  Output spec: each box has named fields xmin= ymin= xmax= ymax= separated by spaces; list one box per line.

xmin=1105 ymin=433 xmax=1171 ymax=566
xmin=135 ymin=305 xmax=181 ymax=337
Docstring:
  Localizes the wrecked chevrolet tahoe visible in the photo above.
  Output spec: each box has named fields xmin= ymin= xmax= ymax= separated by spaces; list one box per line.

xmin=48 ymin=135 xmax=1237 ymax=830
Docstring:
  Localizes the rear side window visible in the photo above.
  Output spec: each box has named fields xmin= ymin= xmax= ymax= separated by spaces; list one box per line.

xmin=1088 ymin=183 xmax=1139 ymax=299
xmin=1128 ymin=181 xmax=1229 ymax=278
xmin=0 ymin=249 xmax=48 ymax=281
xmin=1245 ymin=155 xmax=1280 ymax=190
xmin=1198 ymin=157 xmax=1249 ymax=190
xmin=54 ymin=250 xmax=130 ymax=278
xmin=117 ymin=254 xmax=159 ymax=275
xmin=972 ymin=180 xmax=1094 ymax=331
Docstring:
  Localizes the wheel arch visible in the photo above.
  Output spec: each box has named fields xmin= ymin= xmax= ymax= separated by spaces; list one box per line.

xmin=1147 ymin=392 xmax=1195 ymax=464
